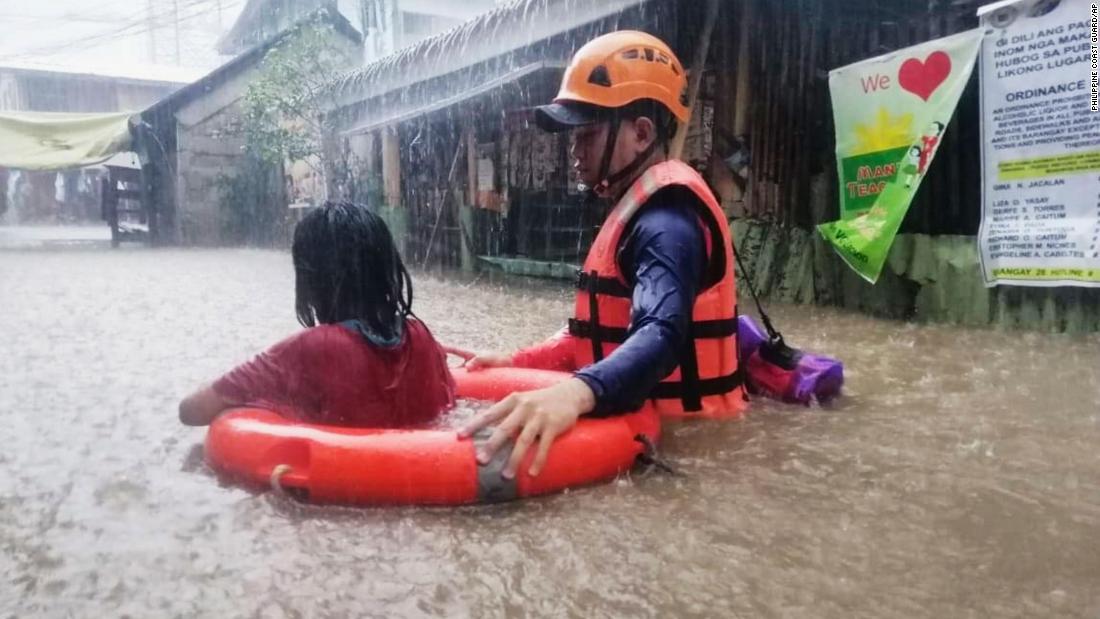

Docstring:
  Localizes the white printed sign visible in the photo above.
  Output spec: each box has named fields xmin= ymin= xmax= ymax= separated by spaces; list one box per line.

xmin=979 ymin=0 xmax=1100 ymax=286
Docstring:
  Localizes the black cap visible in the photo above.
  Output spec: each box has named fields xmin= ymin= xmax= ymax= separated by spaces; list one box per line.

xmin=533 ymin=101 xmax=611 ymax=133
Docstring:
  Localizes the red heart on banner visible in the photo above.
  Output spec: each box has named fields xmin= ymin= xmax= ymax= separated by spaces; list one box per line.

xmin=897 ymin=51 xmax=951 ymax=101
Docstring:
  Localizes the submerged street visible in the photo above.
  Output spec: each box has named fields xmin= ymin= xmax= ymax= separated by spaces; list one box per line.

xmin=2 ymin=241 xmax=1098 ymax=618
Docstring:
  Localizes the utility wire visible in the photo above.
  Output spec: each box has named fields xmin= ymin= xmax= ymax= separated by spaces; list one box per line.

xmin=0 ymin=0 xmax=242 ymax=61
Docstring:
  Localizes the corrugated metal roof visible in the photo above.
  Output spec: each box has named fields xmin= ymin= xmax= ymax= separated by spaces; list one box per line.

xmin=330 ymin=0 xmax=649 ymax=107
xmin=343 ymin=60 xmax=565 ymax=134
xmin=0 ymin=59 xmax=203 ymax=86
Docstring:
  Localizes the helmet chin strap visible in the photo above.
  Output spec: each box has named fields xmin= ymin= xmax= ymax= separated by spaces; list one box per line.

xmin=588 ymin=114 xmax=661 ymax=200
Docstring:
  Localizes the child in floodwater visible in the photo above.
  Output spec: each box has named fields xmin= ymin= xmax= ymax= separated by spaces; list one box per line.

xmin=179 ymin=201 xmax=455 ymax=428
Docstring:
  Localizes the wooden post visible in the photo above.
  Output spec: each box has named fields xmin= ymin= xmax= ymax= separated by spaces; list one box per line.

xmin=142 ymin=163 xmax=158 ymax=245
xmin=381 ymin=126 xmax=401 ymax=208
xmin=466 ymin=123 xmax=477 ymax=207
xmin=0 ymin=167 xmax=8 ymax=220
xmin=101 ymin=175 xmax=120 ymax=248
xmin=422 ymin=138 xmax=466 ymax=268
xmin=733 ymin=0 xmax=752 ymax=137
xmin=670 ymin=0 xmax=721 ymax=160
xmin=362 ymin=131 xmax=377 ymax=177
xmin=462 ymin=121 xmax=478 ymax=271
xmin=346 ymin=131 xmax=376 ymax=204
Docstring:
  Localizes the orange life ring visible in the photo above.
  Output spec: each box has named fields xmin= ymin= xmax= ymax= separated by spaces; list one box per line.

xmin=203 ymin=367 xmax=661 ymax=505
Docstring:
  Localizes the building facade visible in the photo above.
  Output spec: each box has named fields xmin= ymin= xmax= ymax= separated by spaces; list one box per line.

xmin=142 ymin=9 xmax=363 ymax=245
xmin=322 ymin=0 xmax=1100 ymax=332
xmin=0 ymin=62 xmax=190 ymax=225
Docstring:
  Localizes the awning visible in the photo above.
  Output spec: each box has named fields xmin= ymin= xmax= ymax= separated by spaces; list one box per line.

xmin=0 ymin=111 xmax=134 ymax=171
xmin=343 ymin=61 xmax=565 ymax=135
xmin=330 ymin=0 xmax=649 ymax=107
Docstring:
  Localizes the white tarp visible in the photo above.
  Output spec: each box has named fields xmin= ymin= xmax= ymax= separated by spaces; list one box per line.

xmin=0 ymin=111 xmax=133 ymax=171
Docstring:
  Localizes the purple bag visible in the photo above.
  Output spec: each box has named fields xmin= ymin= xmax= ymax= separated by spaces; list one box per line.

xmin=737 ymin=315 xmax=843 ymax=405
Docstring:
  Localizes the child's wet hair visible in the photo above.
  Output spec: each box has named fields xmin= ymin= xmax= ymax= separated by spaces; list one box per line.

xmin=291 ymin=201 xmax=413 ymax=341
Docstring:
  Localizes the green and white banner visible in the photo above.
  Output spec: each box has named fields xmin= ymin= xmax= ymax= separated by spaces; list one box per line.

xmin=819 ymin=29 xmax=984 ymax=283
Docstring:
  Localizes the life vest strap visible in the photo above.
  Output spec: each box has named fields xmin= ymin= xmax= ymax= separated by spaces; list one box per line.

xmin=648 ymin=368 xmax=744 ymax=402
xmin=574 ymin=270 xmax=632 ymax=298
xmin=689 ymin=318 xmax=738 ymax=338
xmin=568 ymin=318 xmax=628 ymax=343
xmin=676 ymin=323 xmax=703 ymax=411
xmin=586 ymin=270 xmax=605 ymax=362
xmin=568 ymin=317 xmax=737 ymax=344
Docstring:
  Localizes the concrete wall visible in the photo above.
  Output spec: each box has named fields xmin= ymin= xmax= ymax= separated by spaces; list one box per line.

xmin=170 ymin=56 xmax=262 ymax=245
xmin=175 ymin=108 xmax=251 ymax=245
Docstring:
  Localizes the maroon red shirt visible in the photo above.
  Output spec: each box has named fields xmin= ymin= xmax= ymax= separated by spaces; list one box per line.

xmin=212 ymin=319 xmax=454 ymax=428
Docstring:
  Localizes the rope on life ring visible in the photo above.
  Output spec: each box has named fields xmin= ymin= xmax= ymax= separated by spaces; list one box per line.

xmin=269 ymin=464 xmax=293 ymax=495
xmin=634 ymin=435 xmax=682 ymax=477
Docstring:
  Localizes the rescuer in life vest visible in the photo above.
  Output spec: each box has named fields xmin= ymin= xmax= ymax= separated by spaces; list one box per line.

xmin=456 ymin=31 xmax=744 ymax=478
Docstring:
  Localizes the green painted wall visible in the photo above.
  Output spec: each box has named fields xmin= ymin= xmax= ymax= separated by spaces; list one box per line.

xmin=732 ymin=220 xmax=1100 ymax=333
xmin=375 ymin=205 xmax=409 ymax=257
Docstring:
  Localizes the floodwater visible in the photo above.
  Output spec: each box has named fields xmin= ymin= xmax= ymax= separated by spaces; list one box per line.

xmin=2 ymin=231 xmax=1099 ymax=618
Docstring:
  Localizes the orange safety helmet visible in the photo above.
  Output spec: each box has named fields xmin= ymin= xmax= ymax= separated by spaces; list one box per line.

xmin=535 ymin=30 xmax=689 ymax=132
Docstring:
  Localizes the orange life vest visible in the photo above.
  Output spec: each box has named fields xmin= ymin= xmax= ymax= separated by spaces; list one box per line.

xmin=569 ymin=159 xmax=745 ymax=419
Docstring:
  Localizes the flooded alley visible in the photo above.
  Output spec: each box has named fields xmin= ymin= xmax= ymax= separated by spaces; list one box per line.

xmin=3 ymin=0 xmax=1100 ymax=616
xmin=2 ymin=243 xmax=1098 ymax=618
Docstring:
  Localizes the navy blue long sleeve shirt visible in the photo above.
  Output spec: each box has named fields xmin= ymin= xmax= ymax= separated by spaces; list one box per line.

xmin=574 ymin=186 xmax=706 ymax=415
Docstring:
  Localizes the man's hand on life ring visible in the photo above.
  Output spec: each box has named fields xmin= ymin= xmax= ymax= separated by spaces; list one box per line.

xmin=440 ymin=347 xmax=511 ymax=370
xmin=463 ymin=352 xmax=514 ymax=371
xmin=457 ymin=377 xmax=596 ymax=478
